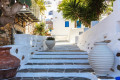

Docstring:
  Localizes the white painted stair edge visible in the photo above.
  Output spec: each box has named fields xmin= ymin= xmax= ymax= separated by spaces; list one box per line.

xmin=16 ymin=73 xmax=98 ymax=80
xmin=16 ymin=72 xmax=115 ymax=80
xmin=98 ymin=79 xmax=115 ymax=80
xmin=31 ymin=55 xmax=88 ymax=58
xmin=28 ymin=59 xmax=89 ymax=63
xmin=20 ymin=65 xmax=91 ymax=69
xmin=34 ymin=52 xmax=87 ymax=54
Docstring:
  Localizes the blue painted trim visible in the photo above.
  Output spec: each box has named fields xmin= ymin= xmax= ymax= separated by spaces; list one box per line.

xmin=65 ymin=21 xmax=69 ymax=27
xmin=77 ymin=21 xmax=81 ymax=28
xmin=116 ymin=77 xmax=120 ymax=80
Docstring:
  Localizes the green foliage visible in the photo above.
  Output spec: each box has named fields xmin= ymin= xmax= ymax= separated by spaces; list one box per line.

xmin=0 ymin=30 xmax=5 ymax=34
xmin=58 ymin=0 xmax=115 ymax=27
xmin=19 ymin=0 xmax=25 ymax=4
xmin=10 ymin=0 xmax=46 ymax=11
xmin=34 ymin=0 xmax=46 ymax=14
xmin=25 ymin=0 xmax=32 ymax=7
xmin=58 ymin=0 xmax=81 ymax=21
xmin=33 ymin=22 xmax=48 ymax=36
xmin=46 ymin=37 xmax=55 ymax=40
xmin=10 ymin=0 xmax=32 ymax=6
xmin=10 ymin=0 xmax=15 ymax=6
xmin=18 ymin=0 xmax=32 ymax=6
xmin=49 ymin=27 xmax=53 ymax=30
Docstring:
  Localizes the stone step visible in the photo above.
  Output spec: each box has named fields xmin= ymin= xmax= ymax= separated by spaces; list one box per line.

xmin=43 ymin=50 xmax=85 ymax=52
xmin=97 ymin=76 xmax=115 ymax=80
xmin=16 ymin=73 xmax=94 ymax=79
xmin=34 ymin=54 xmax=87 ymax=55
xmin=25 ymin=63 xmax=90 ymax=65
xmin=28 ymin=59 xmax=89 ymax=63
xmin=31 ymin=55 xmax=88 ymax=58
xmin=34 ymin=52 xmax=87 ymax=55
xmin=18 ymin=68 xmax=94 ymax=73
xmin=14 ymin=77 xmax=91 ymax=80
xmin=31 ymin=58 xmax=88 ymax=60
xmin=20 ymin=65 xmax=91 ymax=69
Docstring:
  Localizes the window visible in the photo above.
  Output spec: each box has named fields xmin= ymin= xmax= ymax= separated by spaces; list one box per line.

xmin=45 ymin=1 xmax=52 ymax=4
xmin=49 ymin=11 xmax=53 ymax=15
xmin=77 ymin=21 xmax=81 ymax=28
xmin=48 ymin=1 xmax=52 ymax=4
xmin=65 ymin=21 xmax=69 ymax=27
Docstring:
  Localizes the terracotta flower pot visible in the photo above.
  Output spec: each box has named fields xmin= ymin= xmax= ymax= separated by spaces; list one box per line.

xmin=0 ymin=47 xmax=20 ymax=79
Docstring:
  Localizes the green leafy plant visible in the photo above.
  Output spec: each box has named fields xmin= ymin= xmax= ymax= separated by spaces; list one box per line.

xmin=33 ymin=22 xmax=48 ymax=36
xmin=17 ymin=0 xmax=32 ymax=6
xmin=58 ymin=0 xmax=115 ymax=27
xmin=34 ymin=0 xmax=46 ymax=14
xmin=46 ymin=37 xmax=55 ymax=40
xmin=0 ymin=30 xmax=5 ymax=34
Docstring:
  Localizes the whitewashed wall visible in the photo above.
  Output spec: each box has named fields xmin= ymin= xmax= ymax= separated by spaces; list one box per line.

xmin=77 ymin=0 xmax=120 ymax=77
xmin=4 ymin=34 xmax=47 ymax=69
xmin=4 ymin=45 xmax=31 ymax=66
xmin=52 ymin=10 xmax=87 ymax=41
xmin=69 ymin=28 xmax=84 ymax=43
xmin=52 ymin=11 xmax=75 ymax=41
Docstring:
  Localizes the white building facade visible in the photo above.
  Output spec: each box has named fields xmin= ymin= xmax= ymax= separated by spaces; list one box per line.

xmin=45 ymin=0 xmax=87 ymax=42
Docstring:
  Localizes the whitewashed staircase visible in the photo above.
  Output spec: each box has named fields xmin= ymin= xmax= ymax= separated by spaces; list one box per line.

xmin=16 ymin=51 xmax=96 ymax=80
xmin=16 ymin=40 xmax=115 ymax=80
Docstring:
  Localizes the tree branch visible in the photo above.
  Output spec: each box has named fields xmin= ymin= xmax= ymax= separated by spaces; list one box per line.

xmin=0 ymin=2 xmax=23 ymax=27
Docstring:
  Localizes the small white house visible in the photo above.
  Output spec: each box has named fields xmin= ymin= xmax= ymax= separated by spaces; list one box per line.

xmin=44 ymin=0 xmax=88 ymax=43
xmin=52 ymin=11 xmax=86 ymax=42
xmin=51 ymin=0 xmax=87 ymax=42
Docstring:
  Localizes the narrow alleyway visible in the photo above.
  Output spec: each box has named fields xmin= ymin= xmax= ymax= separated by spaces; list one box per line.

xmin=15 ymin=41 xmax=94 ymax=80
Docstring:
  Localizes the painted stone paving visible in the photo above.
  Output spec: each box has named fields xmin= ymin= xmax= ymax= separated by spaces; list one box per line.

xmin=10 ymin=77 xmax=90 ymax=80
xmin=16 ymin=42 xmax=92 ymax=80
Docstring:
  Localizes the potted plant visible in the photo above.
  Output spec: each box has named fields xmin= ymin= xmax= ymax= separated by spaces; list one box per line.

xmin=45 ymin=37 xmax=55 ymax=49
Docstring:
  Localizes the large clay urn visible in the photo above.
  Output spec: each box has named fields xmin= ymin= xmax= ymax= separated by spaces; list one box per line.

xmin=88 ymin=42 xmax=114 ymax=76
xmin=0 ymin=47 xmax=20 ymax=79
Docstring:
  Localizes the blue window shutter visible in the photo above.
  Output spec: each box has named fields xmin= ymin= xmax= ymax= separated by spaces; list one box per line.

xmin=65 ymin=21 xmax=69 ymax=27
xmin=77 ymin=21 xmax=81 ymax=28
xmin=49 ymin=11 xmax=53 ymax=15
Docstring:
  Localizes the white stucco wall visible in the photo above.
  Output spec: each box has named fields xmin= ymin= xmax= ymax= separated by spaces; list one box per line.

xmin=52 ymin=11 xmax=75 ymax=41
xmin=4 ymin=34 xmax=47 ymax=69
xmin=77 ymin=0 xmax=120 ymax=77
xmin=44 ymin=0 xmax=59 ymax=20
xmin=52 ymin=11 xmax=75 ymax=35
xmin=69 ymin=28 xmax=85 ymax=43
xmin=52 ymin=6 xmax=86 ymax=41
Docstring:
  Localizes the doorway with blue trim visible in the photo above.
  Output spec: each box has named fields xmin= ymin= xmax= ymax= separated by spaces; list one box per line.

xmin=77 ymin=21 xmax=81 ymax=28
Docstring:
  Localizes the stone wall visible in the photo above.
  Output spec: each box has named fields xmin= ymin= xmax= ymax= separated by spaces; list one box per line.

xmin=0 ymin=24 xmax=12 ymax=46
